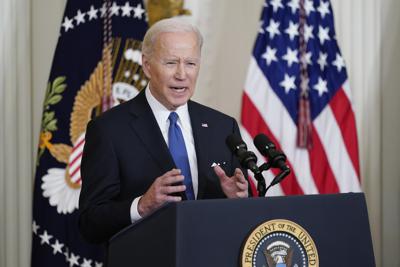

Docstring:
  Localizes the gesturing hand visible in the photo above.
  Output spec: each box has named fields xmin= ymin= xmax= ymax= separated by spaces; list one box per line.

xmin=213 ymin=165 xmax=248 ymax=198
xmin=138 ymin=169 xmax=186 ymax=217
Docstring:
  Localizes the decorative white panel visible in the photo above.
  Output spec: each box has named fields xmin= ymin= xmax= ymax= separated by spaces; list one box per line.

xmin=331 ymin=1 xmax=382 ymax=264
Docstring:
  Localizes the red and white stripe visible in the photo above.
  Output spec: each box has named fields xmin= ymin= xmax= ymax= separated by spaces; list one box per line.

xmin=241 ymin=57 xmax=361 ymax=196
xmin=68 ymin=133 xmax=85 ymax=185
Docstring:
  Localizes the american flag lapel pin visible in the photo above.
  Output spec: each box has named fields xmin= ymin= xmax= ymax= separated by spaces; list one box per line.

xmin=201 ymin=123 xmax=208 ymax=128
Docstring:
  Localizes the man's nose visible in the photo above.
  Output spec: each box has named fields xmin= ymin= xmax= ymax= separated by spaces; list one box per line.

xmin=174 ymin=63 xmax=186 ymax=80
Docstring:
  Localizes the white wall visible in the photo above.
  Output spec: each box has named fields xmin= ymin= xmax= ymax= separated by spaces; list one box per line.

xmin=381 ymin=0 xmax=400 ymax=266
xmin=28 ymin=0 xmax=400 ymax=266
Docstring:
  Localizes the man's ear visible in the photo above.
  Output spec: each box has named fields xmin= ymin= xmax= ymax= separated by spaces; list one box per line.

xmin=142 ymin=55 xmax=151 ymax=79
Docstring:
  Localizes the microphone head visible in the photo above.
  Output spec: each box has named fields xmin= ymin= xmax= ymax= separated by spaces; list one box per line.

xmin=226 ymin=134 xmax=247 ymax=153
xmin=254 ymin=133 xmax=289 ymax=171
xmin=253 ymin=133 xmax=275 ymax=154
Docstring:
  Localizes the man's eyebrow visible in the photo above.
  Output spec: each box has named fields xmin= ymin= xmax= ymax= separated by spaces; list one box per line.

xmin=184 ymin=58 xmax=200 ymax=62
xmin=160 ymin=57 xmax=200 ymax=62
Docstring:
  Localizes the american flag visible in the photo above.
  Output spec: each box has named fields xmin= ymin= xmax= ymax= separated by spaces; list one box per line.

xmin=241 ymin=0 xmax=361 ymax=196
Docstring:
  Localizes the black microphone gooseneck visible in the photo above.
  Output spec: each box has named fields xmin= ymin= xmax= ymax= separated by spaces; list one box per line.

xmin=253 ymin=134 xmax=291 ymax=194
xmin=226 ymin=134 xmax=266 ymax=197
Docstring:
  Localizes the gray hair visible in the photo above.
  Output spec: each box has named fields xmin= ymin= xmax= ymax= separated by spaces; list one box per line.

xmin=142 ymin=17 xmax=203 ymax=57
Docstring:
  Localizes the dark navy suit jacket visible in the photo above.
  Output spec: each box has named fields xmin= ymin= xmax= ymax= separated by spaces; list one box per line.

xmin=79 ymin=89 xmax=244 ymax=243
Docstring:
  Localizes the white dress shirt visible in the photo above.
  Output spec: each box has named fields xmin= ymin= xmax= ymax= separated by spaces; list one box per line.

xmin=130 ymin=87 xmax=199 ymax=222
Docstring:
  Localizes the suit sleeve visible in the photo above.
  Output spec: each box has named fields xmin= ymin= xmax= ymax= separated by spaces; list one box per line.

xmin=79 ymin=119 xmax=133 ymax=244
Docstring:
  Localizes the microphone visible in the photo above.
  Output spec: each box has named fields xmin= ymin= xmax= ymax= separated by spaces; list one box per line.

xmin=253 ymin=134 xmax=290 ymax=189
xmin=253 ymin=134 xmax=289 ymax=172
xmin=225 ymin=134 xmax=261 ymax=175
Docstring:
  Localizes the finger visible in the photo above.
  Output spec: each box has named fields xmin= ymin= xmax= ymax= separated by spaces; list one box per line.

xmin=236 ymin=181 xmax=248 ymax=191
xmin=164 ymin=195 xmax=182 ymax=202
xmin=213 ymin=165 xmax=228 ymax=180
xmin=236 ymin=191 xmax=248 ymax=198
xmin=234 ymin=168 xmax=247 ymax=183
xmin=162 ymin=184 xmax=186 ymax=194
xmin=235 ymin=176 xmax=247 ymax=186
xmin=164 ymin=168 xmax=181 ymax=176
xmin=160 ymin=174 xmax=185 ymax=186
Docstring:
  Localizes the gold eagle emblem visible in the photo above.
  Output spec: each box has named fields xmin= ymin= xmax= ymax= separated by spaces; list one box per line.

xmin=147 ymin=0 xmax=191 ymax=26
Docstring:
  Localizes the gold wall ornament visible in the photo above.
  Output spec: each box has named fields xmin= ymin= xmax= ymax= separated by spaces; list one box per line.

xmin=70 ymin=61 xmax=104 ymax=144
xmin=49 ymin=37 xmax=148 ymax=185
xmin=36 ymin=76 xmax=67 ymax=165
xmin=39 ymin=36 xmax=148 ymax=214
xmin=147 ymin=0 xmax=191 ymax=26
xmin=48 ymin=143 xmax=72 ymax=164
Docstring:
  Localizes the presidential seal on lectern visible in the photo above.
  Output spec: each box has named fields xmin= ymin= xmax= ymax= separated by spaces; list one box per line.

xmin=241 ymin=219 xmax=319 ymax=267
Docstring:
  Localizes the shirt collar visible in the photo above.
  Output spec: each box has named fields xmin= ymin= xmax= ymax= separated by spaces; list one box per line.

xmin=145 ymin=85 xmax=191 ymax=131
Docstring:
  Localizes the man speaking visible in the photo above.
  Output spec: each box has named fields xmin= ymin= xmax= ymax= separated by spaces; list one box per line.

xmin=79 ymin=18 xmax=249 ymax=244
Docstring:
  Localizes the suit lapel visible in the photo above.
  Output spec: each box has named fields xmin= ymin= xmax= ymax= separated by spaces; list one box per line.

xmin=128 ymin=90 xmax=175 ymax=174
xmin=188 ymin=101 xmax=211 ymax=199
xmin=128 ymin=94 xmax=210 ymax=199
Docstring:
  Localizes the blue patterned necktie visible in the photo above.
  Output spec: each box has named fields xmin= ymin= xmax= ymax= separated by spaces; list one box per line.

xmin=168 ymin=112 xmax=195 ymax=200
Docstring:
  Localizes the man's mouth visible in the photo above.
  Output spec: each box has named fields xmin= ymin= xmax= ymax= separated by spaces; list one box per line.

xmin=170 ymin=86 xmax=188 ymax=93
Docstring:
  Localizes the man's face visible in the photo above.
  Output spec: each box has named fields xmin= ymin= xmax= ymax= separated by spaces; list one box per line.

xmin=142 ymin=31 xmax=201 ymax=110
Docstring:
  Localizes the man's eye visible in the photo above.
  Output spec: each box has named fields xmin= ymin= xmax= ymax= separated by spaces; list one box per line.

xmin=166 ymin=62 xmax=176 ymax=65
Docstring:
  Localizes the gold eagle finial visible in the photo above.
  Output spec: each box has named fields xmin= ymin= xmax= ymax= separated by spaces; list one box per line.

xmin=146 ymin=0 xmax=191 ymax=26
